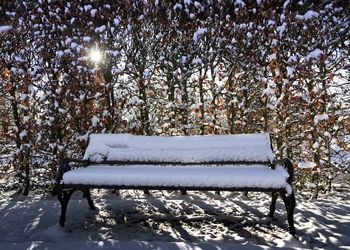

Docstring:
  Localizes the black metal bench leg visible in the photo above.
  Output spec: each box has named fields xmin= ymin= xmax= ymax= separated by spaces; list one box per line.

xmin=112 ymin=189 xmax=120 ymax=196
xmin=287 ymin=192 xmax=296 ymax=237
xmin=281 ymin=192 xmax=296 ymax=237
xmin=82 ymin=189 xmax=95 ymax=210
xmin=269 ymin=192 xmax=279 ymax=217
xmin=59 ymin=189 xmax=75 ymax=227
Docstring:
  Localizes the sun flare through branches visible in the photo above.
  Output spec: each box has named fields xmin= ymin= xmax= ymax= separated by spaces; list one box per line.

xmin=89 ymin=48 xmax=103 ymax=64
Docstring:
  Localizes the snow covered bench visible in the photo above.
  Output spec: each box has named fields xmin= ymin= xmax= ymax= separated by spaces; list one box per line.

xmin=55 ymin=133 xmax=296 ymax=236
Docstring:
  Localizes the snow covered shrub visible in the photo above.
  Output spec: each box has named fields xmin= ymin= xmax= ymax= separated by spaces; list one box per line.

xmin=0 ymin=0 xmax=349 ymax=196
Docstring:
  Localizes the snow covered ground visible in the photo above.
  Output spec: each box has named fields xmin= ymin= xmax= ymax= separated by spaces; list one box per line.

xmin=0 ymin=189 xmax=349 ymax=249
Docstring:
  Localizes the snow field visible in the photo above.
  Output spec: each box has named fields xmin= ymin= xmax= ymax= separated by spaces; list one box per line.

xmin=0 ymin=190 xmax=349 ymax=249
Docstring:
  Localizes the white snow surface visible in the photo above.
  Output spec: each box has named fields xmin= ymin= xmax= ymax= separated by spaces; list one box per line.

xmin=63 ymin=165 xmax=289 ymax=190
xmin=296 ymin=10 xmax=319 ymax=20
xmin=303 ymin=10 xmax=319 ymax=19
xmin=0 ymin=25 xmax=12 ymax=33
xmin=297 ymin=162 xmax=316 ymax=169
xmin=331 ymin=144 xmax=341 ymax=152
xmin=193 ymin=27 xmax=207 ymax=42
xmin=305 ymin=48 xmax=323 ymax=61
xmin=83 ymin=133 xmax=275 ymax=163
xmin=314 ymin=113 xmax=329 ymax=124
xmin=1 ymin=190 xmax=349 ymax=249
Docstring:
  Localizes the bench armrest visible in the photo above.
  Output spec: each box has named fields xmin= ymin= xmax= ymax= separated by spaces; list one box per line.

xmin=55 ymin=158 xmax=89 ymax=184
xmin=275 ymin=158 xmax=294 ymax=185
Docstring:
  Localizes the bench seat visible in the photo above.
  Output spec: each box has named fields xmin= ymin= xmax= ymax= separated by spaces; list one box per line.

xmin=63 ymin=165 xmax=290 ymax=191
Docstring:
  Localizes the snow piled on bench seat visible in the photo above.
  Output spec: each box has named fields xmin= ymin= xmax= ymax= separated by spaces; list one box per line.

xmin=83 ymin=133 xmax=275 ymax=163
xmin=63 ymin=165 xmax=289 ymax=190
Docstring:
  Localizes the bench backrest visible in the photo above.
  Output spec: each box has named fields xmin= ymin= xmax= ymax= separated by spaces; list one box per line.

xmin=83 ymin=133 xmax=275 ymax=165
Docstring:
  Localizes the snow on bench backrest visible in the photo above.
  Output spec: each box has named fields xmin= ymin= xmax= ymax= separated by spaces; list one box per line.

xmin=83 ymin=133 xmax=275 ymax=164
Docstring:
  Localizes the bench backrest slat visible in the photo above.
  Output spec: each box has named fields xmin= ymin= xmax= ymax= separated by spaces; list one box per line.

xmin=83 ymin=133 xmax=275 ymax=164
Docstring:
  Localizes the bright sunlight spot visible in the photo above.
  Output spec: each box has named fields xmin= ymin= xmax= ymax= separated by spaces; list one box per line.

xmin=89 ymin=49 xmax=102 ymax=64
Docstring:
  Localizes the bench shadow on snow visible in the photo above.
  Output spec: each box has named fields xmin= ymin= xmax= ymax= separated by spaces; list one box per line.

xmin=3 ymin=190 xmax=347 ymax=249
xmin=0 ymin=194 xmax=66 ymax=244
xmin=62 ymin=190 xmax=293 ymax=244
xmin=67 ymin=190 xmax=347 ymax=249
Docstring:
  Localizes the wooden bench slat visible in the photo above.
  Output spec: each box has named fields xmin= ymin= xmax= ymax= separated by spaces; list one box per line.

xmin=83 ymin=133 xmax=275 ymax=164
xmin=62 ymin=165 xmax=289 ymax=190
xmin=62 ymin=184 xmax=287 ymax=193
